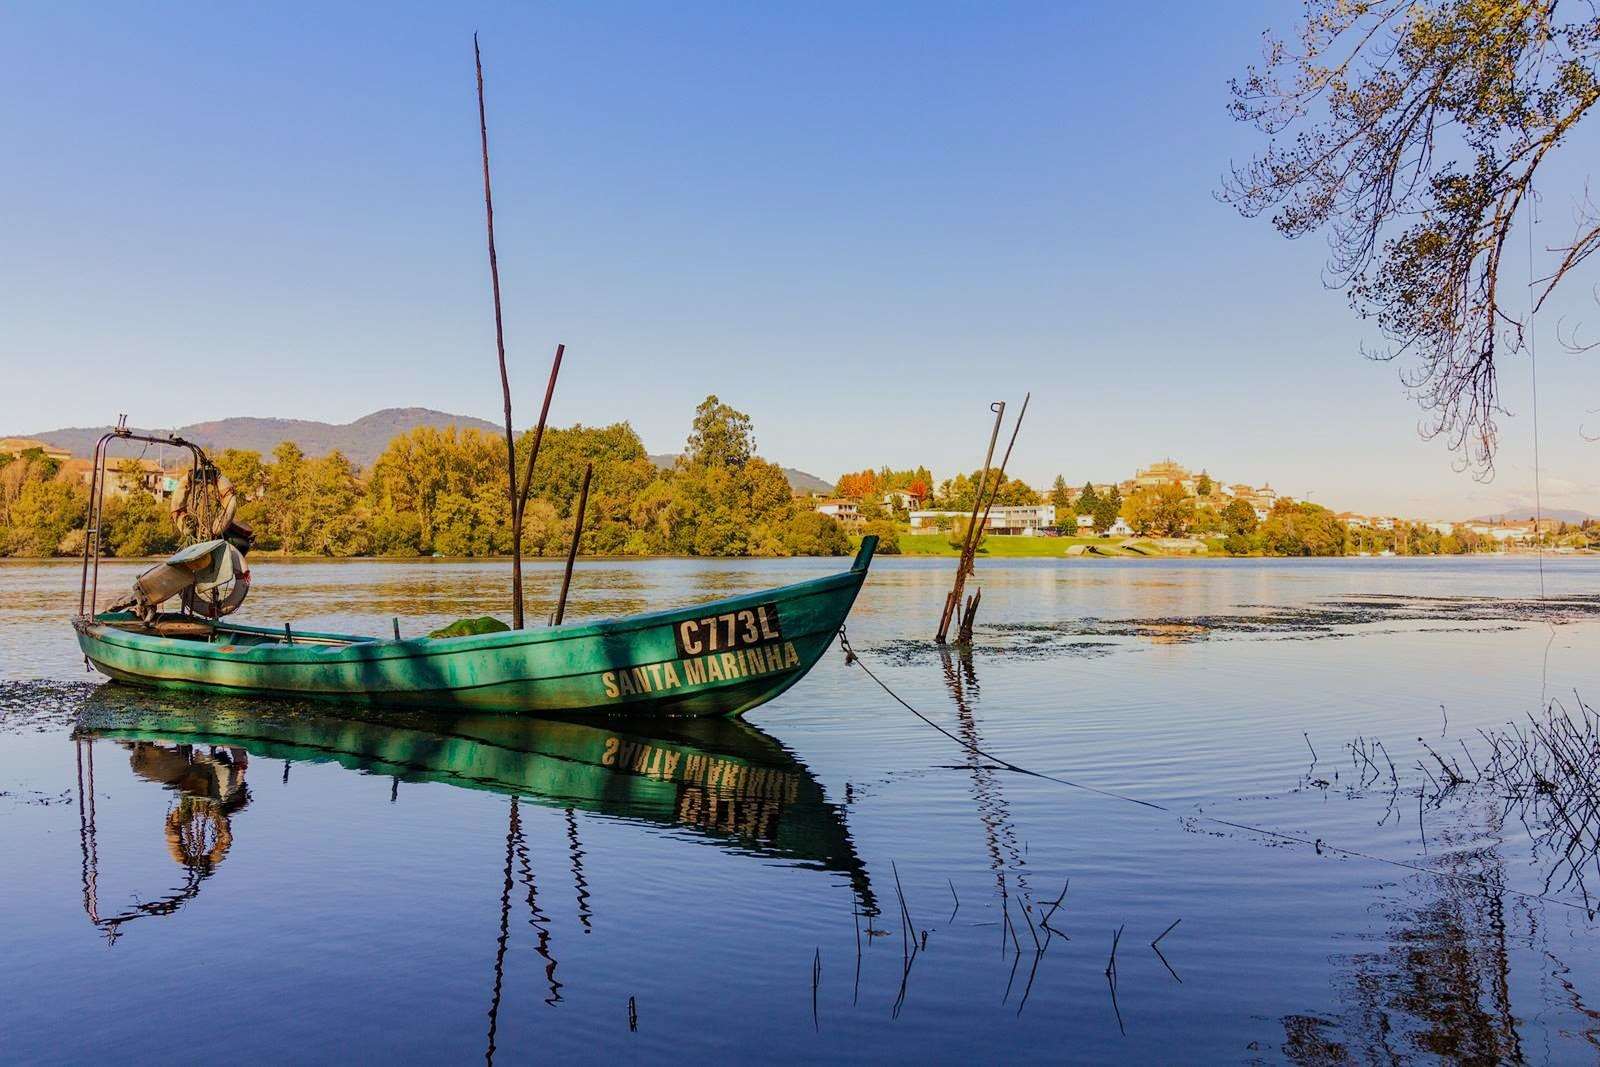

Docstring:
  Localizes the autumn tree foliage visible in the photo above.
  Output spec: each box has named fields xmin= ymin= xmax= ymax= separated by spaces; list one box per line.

xmin=835 ymin=470 xmax=878 ymax=498
xmin=936 ymin=471 xmax=1041 ymax=511
xmin=1121 ymin=482 xmax=1193 ymax=537
xmin=834 ymin=466 xmax=935 ymax=502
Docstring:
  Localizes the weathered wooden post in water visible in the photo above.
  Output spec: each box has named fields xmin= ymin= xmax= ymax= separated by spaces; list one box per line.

xmin=936 ymin=402 xmax=1004 ymax=643
xmin=475 ymin=36 xmax=564 ymax=628
xmin=936 ymin=394 xmax=1030 ymax=645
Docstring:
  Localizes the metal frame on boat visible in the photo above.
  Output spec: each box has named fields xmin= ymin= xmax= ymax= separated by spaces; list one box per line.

xmin=77 ymin=418 xmax=217 ymax=620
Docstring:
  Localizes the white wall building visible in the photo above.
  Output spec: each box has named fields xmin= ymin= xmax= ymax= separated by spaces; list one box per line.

xmin=909 ymin=504 xmax=1057 ymax=536
xmin=814 ymin=500 xmax=861 ymax=525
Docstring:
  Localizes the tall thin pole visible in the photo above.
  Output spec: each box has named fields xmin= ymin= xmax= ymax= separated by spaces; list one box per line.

xmin=475 ymin=34 xmax=524 ymax=629
xmin=937 ymin=402 xmax=1004 ymax=643
xmin=972 ymin=392 xmax=1031 ymax=565
xmin=947 ymin=398 xmax=1036 ymax=643
xmin=515 ymin=344 xmax=565 ymax=526
xmin=553 ymin=463 xmax=592 ymax=626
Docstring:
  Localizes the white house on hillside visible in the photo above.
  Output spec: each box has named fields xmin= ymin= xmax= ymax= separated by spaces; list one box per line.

xmin=814 ymin=500 xmax=862 ymax=525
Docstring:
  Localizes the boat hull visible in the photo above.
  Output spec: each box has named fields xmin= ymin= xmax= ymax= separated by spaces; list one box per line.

xmin=74 ymin=539 xmax=875 ymax=717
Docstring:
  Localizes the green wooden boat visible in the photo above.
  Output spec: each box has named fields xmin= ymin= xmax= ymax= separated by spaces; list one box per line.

xmin=76 ymin=536 xmax=877 ymax=717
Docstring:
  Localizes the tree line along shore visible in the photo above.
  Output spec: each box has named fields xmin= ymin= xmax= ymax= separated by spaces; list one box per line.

xmin=3 ymin=395 xmax=1592 ymax=561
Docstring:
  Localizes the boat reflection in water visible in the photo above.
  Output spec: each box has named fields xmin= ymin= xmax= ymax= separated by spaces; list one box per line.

xmin=72 ymin=687 xmax=877 ymax=943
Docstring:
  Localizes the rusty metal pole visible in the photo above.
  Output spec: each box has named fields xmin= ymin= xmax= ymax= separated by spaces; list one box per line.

xmin=553 ymin=463 xmax=593 ymax=626
xmin=950 ymin=395 xmax=1031 ymax=643
xmin=937 ymin=402 xmax=1005 ymax=643
xmin=971 ymin=392 xmax=1031 ymax=570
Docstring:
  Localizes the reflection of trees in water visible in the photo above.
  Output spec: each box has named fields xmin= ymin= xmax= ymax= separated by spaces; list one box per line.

xmin=940 ymin=648 xmax=1031 ymax=909
xmin=1283 ymin=806 xmax=1600 ymax=1063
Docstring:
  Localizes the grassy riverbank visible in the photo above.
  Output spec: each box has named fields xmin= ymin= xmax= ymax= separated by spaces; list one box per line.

xmin=893 ymin=533 xmax=1219 ymax=557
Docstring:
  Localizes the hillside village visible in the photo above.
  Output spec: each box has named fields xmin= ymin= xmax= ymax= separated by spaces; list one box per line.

xmin=811 ymin=458 xmax=1583 ymax=555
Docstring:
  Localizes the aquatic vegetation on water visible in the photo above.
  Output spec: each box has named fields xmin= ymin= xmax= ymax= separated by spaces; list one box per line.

xmin=868 ymin=593 xmax=1600 ymax=662
xmin=1332 ymin=697 xmax=1600 ymax=915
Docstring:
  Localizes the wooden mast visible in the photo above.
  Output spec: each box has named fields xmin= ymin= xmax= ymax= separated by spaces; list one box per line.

xmin=474 ymin=34 xmax=526 ymax=629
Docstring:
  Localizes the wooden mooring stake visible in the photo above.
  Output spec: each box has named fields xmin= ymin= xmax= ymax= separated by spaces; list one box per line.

xmin=935 ymin=393 xmax=1029 ymax=644
xmin=936 ymin=402 xmax=1004 ymax=643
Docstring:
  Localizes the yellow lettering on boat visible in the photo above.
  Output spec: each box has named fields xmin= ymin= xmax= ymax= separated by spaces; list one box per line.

xmin=646 ymin=663 xmax=664 ymax=689
xmin=602 ymin=737 xmax=620 ymax=765
xmin=684 ymin=658 xmax=706 ymax=685
xmin=678 ymin=620 xmax=702 ymax=656
xmin=737 ymin=610 xmax=759 ymax=644
xmin=721 ymin=652 xmax=741 ymax=679
xmin=757 ymin=605 xmax=780 ymax=640
xmin=602 ymin=672 xmax=619 ymax=699
xmin=705 ymin=655 xmax=725 ymax=682
xmin=765 ymin=645 xmax=784 ymax=672
xmin=661 ymin=662 xmax=682 ymax=689
xmin=632 ymin=666 xmax=651 ymax=692
xmin=783 ymin=642 xmax=800 ymax=668
xmin=618 ymin=671 xmax=637 ymax=697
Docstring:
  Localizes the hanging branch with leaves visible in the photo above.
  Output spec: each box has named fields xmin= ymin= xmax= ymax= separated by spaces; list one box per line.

xmin=1221 ymin=0 xmax=1600 ymax=475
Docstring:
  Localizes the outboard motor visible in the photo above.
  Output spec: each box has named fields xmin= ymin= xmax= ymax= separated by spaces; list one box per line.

xmin=109 ymin=525 xmax=253 ymax=625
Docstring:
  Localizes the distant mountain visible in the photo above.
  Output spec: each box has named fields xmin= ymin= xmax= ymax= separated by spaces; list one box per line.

xmin=648 ymin=453 xmax=833 ymax=496
xmin=24 ymin=408 xmax=500 ymax=469
xmin=1470 ymin=508 xmax=1594 ymax=525
xmin=20 ymin=411 xmax=837 ymax=490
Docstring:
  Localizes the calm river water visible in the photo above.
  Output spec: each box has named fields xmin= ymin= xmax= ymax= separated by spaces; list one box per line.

xmin=3 ymin=555 xmax=1600 ymax=1062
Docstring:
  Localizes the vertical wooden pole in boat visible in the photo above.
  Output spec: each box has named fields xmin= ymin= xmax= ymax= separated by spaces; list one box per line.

xmin=514 ymin=344 xmax=565 ymax=534
xmin=553 ymin=463 xmax=592 ymax=626
xmin=936 ymin=402 xmax=1004 ymax=643
xmin=475 ymin=35 xmax=525 ymax=629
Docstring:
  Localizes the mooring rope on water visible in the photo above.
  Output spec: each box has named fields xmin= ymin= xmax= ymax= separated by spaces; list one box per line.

xmin=836 ymin=629 xmax=1594 ymax=916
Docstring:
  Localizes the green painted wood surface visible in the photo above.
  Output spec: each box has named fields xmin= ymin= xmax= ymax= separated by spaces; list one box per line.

xmin=75 ymin=537 xmax=876 ymax=717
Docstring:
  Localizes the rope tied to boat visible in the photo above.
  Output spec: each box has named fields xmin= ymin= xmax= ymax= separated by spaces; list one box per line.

xmin=835 ymin=627 xmax=1595 ymax=916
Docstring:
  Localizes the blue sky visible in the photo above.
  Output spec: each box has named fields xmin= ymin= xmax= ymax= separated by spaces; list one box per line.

xmin=4 ymin=2 xmax=1599 ymax=518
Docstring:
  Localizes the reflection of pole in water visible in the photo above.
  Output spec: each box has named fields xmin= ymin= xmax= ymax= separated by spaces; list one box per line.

xmin=76 ymin=739 xmax=101 ymax=929
xmin=485 ymin=797 xmax=518 ymax=1066
xmin=566 ymin=808 xmax=593 ymax=933
xmin=514 ymin=815 xmax=563 ymax=1004
xmin=940 ymin=648 xmax=1031 ymax=906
